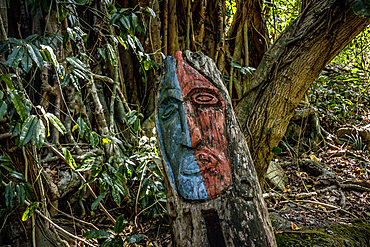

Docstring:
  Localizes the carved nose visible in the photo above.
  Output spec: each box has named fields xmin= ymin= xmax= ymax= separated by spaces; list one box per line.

xmin=190 ymin=126 xmax=202 ymax=148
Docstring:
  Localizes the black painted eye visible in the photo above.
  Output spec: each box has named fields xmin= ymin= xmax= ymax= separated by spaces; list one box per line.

xmin=161 ymin=103 xmax=178 ymax=120
xmin=192 ymin=92 xmax=218 ymax=105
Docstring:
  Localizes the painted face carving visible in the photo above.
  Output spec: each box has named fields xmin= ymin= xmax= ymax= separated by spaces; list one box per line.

xmin=157 ymin=52 xmax=231 ymax=200
xmin=175 ymin=52 xmax=231 ymax=198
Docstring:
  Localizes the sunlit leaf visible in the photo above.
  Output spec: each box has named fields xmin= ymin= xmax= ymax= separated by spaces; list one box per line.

xmin=22 ymin=202 xmax=39 ymax=221
xmin=34 ymin=118 xmax=45 ymax=149
xmin=62 ymin=148 xmax=77 ymax=170
xmin=26 ymin=44 xmax=44 ymax=69
xmin=45 ymin=113 xmax=66 ymax=134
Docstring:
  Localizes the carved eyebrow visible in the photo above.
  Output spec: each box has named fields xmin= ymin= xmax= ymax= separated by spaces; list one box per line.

xmin=159 ymin=89 xmax=183 ymax=105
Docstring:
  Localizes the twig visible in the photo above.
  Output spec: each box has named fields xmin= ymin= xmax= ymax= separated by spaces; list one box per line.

xmin=0 ymin=132 xmax=11 ymax=140
xmin=49 ymin=202 xmax=99 ymax=230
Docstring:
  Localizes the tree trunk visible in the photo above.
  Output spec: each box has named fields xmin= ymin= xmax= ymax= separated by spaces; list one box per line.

xmin=156 ymin=51 xmax=276 ymax=246
xmin=235 ymin=0 xmax=370 ymax=185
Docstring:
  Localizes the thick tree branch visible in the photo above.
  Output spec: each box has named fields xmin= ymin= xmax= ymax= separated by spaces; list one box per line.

xmin=235 ymin=0 xmax=370 ymax=184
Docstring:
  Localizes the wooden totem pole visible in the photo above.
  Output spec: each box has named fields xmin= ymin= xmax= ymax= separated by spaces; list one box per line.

xmin=156 ymin=51 xmax=277 ymax=246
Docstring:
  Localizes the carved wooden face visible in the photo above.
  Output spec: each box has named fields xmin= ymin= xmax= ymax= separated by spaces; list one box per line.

xmin=175 ymin=52 xmax=231 ymax=198
xmin=157 ymin=53 xmax=231 ymax=200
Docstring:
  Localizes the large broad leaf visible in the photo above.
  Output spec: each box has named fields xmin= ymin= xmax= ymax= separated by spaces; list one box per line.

xmin=21 ymin=53 xmax=33 ymax=73
xmin=107 ymin=44 xmax=117 ymax=66
xmin=45 ymin=113 xmax=66 ymax=134
xmin=16 ymin=184 xmax=25 ymax=205
xmin=22 ymin=182 xmax=36 ymax=202
xmin=82 ymin=230 xmax=110 ymax=239
xmin=89 ymin=131 xmax=99 ymax=147
xmin=40 ymin=45 xmax=59 ymax=67
xmin=6 ymin=46 xmax=26 ymax=68
xmin=22 ymin=202 xmax=39 ymax=221
xmin=62 ymin=148 xmax=77 ymax=170
xmin=111 ymin=186 xmax=121 ymax=207
xmin=19 ymin=115 xmax=38 ymax=145
xmin=114 ymin=215 xmax=127 ymax=234
xmin=11 ymin=92 xmax=27 ymax=121
xmin=5 ymin=181 xmax=15 ymax=208
xmin=91 ymin=191 xmax=107 ymax=210
xmin=26 ymin=44 xmax=44 ymax=69
xmin=66 ymin=57 xmax=88 ymax=73
xmin=125 ymin=234 xmax=146 ymax=244
xmin=0 ymin=101 xmax=8 ymax=120
xmin=1 ymin=74 xmax=15 ymax=91
xmin=351 ymin=0 xmax=370 ymax=17
xmin=34 ymin=119 xmax=45 ymax=149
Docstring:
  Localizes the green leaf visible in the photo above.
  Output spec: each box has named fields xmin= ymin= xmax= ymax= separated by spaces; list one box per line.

xmin=40 ymin=45 xmax=59 ymax=67
xmin=77 ymin=117 xmax=89 ymax=136
xmin=75 ymin=162 xmax=96 ymax=172
xmin=26 ymin=44 xmax=44 ymax=69
xmin=134 ymin=37 xmax=143 ymax=52
xmin=20 ymin=115 xmax=38 ymax=145
xmin=351 ymin=0 xmax=370 ymax=17
xmin=0 ymin=162 xmax=15 ymax=172
xmin=1 ymin=74 xmax=15 ymax=91
xmin=97 ymin=47 xmax=107 ymax=61
xmin=10 ymin=92 xmax=27 ymax=121
xmin=62 ymin=148 xmax=77 ymax=170
xmin=0 ymin=101 xmax=8 ymax=120
xmin=146 ymin=7 xmax=156 ymax=17
xmin=6 ymin=45 xmax=25 ymax=68
xmin=107 ymin=44 xmax=117 ymax=66
xmin=125 ymin=234 xmax=146 ymax=244
xmin=11 ymin=171 xmax=26 ymax=181
xmin=130 ymin=12 xmax=138 ymax=30
xmin=272 ymin=146 xmax=282 ymax=154
xmin=66 ymin=57 xmax=88 ymax=73
xmin=120 ymin=15 xmax=131 ymax=30
xmin=89 ymin=131 xmax=99 ymax=147
xmin=22 ymin=182 xmax=35 ymax=202
xmin=102 ymin=172 xmax=113 ymax=186
xmin=230 ymin=61 xmax=241 ymax=69
xmin=21 ymin=53 xmax=33 ymax=72
xmin=16 ymin=184 xmax=25 ymax=205
xmin=82 ymin=230 xmax=110 ymax=239
xmin=22 ymin=202 xmax=39 ymax=221
xmin=0 ymin=155 xmax=12 ymax=163
xmin=91 ymin=191 xmax=107 ymax=210
xmin=34 ymin=119 xmax=45 ymax=148
xmin=111 ymin=186 xmax=121 ymax=207
xmin=114 ymin=215 xmax=127 ymax=234
xmin=5 ymin=181 xmax=15 ymax=208
xmin=45 ymin=113 xmax=66 ymax=134
xmin=127 ymin=115 xmax=137 ymax=126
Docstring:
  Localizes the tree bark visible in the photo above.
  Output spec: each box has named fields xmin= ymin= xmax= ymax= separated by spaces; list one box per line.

xmin=235 ymin=0 xmax=370 ymax=185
